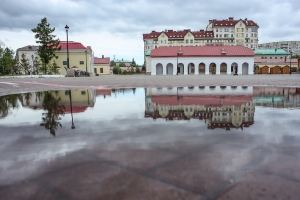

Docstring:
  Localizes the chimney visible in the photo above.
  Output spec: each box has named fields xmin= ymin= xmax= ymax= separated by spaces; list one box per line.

xmin=102 ymin=55 xmax=104 ymax=58
xmin=209 ymin=20 xmax=212 ymax=24
xmin=229 ymin=17 xmax=233 ymax=21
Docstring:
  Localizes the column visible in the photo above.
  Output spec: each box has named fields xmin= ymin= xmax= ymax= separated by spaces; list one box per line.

xmin=151 ymin=62 xmax=156 ymax=75
xmin=195 ymin=63 xmax=199 ymax=75
xmin=173 ymin=63 xmax=177 ymax=75
xmin=184 ymin=63 xmax=188 ymax=75
xmin=227 ymin=63 xmax=231 ymax=75
xmin=163 ymin=64 xmax=166 ymax=75
xmin=216 ymin=63 xmax=220 ymax=75
xmin=205 ymin=63 xmax=209 ymax=75
xmin=238 ymin=63 xmax=242 ymax=75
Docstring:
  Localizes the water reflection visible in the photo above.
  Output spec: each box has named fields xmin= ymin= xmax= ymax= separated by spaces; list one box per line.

xmin=0 ymin=93 xmax=22 ymax=118
xmin=145 ymin=86 xmax=300 ymax=130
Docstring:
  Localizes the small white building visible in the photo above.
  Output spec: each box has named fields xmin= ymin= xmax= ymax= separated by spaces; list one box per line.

xmin=150 ymin=46 xmax=255 ymax=75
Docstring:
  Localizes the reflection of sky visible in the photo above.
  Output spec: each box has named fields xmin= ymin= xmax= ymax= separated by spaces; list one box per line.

xmin=1 ymin=88 xmax=300 ymax=185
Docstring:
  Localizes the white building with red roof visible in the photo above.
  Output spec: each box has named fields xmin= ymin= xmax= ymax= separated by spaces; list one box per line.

xmin=143 ymin=17 xmax=258 ymax=73
xmin=149 ymin=46 xmax=255 ymax=75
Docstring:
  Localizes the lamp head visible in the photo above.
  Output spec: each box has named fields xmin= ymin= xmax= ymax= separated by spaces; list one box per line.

xmin=65 ymin=25 xmax=69 ymax=31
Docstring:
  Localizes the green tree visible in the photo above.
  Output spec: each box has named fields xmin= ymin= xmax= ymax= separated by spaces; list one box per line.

xmin=119 ymin=62 xmax=126 ymax=67
xmin=131 ymin=58 xmax=136 ymax=66
xmin=20 ymin=53 xmax=31 ymax=75
xmin=32 ymin=17 xmax=61 ymax=74
xmin=32 ymin=57 xmax=41 ymax=75
xmin=0 ymin=47 xmax=18 ymax=76
xmin=110 ymin=60 xmax=116 ymax=66
xmin=49 ymin=60 xmax=60 ymax=74
xmin=292 ymin=54 xmax=300 ymax=58
xmin=135 ymin=66 xmax=140 ymax=74
xmin=129 ymin=66 xmax=135 ymax=74
xmin=112 ymin=66 xmax=122 ymax=74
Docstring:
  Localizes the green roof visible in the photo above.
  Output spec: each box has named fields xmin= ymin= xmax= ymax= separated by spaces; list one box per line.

xmin=253 ymin=49 xmax=289 ymax=55
xmin=145 ymin=50 xmax=151 ymax=56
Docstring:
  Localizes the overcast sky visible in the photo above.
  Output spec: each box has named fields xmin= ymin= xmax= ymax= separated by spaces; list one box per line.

xmin=0 ymin=0 xmax=299 ymax=65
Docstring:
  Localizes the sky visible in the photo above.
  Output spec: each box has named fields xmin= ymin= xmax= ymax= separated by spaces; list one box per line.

xmin=0 ymin=0 xmax=299 ymax=65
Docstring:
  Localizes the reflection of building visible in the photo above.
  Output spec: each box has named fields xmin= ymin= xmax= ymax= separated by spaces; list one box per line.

xmin=21 ymin=89 xmax=97 ymax=113
xmin=253 ymin=87 xmax=300 ymax=108
xmin=145 ymin=86 xmax=254 ymax=130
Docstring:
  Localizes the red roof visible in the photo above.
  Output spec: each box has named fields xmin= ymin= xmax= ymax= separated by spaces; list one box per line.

xmin=58 ymin=41 xmax=87 ymax=50
xmin=254 ymin=58 xmax=298 ymax=63
xmin=150 ymin=46 xmax=255 ymax=57
xmin=151 ymin=95 xmax=253 ymax=106
xmin=211 ymin=18 xmax=258 ymax=27
xmin=143 ymin=30 xmax=214 ymax=40
xmin=94 ymin=57 xmax=110 ymax=64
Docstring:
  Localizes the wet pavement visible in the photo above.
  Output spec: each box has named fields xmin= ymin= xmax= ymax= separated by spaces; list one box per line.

xmin=0 ymin=86 xmax=300 ymax=200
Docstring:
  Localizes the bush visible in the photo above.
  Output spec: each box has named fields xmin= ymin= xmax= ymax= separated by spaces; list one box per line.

xmin=122 ymin=70 xmax=127 ymax=75
xmin=135 ymin=66 xmax=140 ymax=74
xmin=112 ymin=66 xmax=122 ymax=74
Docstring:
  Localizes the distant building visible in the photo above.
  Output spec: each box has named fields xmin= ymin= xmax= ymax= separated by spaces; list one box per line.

xmin=258 ymin=41 xmax=300 ymax=55
xmin=253 ymin=49 xmax=289 ymax=59
xmin=16 ymin=45 xmax=38 ymax=74
xmin=94 ymin=55 xmax=110 ymax=75
xmin=143 ymin=17 xmax=259 ymax=73
xmin=113 ymin=58 xmax=131 ymax=67
xmin=254 ymin=57 xmax=300 ymax=74
xmin=149 ymin=46 xmax=255 ymax=75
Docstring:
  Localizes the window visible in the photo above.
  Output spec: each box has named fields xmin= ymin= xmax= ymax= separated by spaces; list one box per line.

xmin=94 ymin=68 xmax=97 ymax=73
xmin=275 ymin=57 xmax=277 ymax=59
xmin=231 ymin=34 xmax=233 ymax=38
xmin=63 ymin=61 xmax=67 ymax=65
xmin=246 ymin=34 xmax=248 ymax=37
xmin=160 ymin=40 xmax=162 ymax=44
xmin=270 ymin=57 xmax=272 ymax=59
xmin=219 ymin=28 xmax=222 ymax=32
xmin=216 ymin=28 xmax=218 ymax=32
xmin=251 ymin=39 xmax=253 ymax=43
xmin=237 ymin=28 xmax=240 ymax=32
xmin=241 ymin=28 xmax=244 ymax=32
xmin=224 ymin=34 xmax=229 ymax=38
xmin=190 ymin=39 xmax=193 ymax=43
xmin=81 ymin=91 xmax=86 ymax=95
xmin=216 ymin=34 xmax=218 ymax=38
xmin=241 ymin=33 xmax=244 ymax=37
xmin=164 ymin=40 xmax=167 ymax=44
xmin=186 ymin=39 xmax=189 ymax=43
xmin=224 ymin=28 xmax=229 ymax=32
xmin=220 ymin=34 xmax=222 ymax=38
xmin=80 ymin=61 xmax=84 ymax=65
xmin=100 ymin=68 xmax=103 ymax=73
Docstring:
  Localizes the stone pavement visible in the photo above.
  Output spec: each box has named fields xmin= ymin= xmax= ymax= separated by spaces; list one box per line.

xmin=0 ymin=74 xmax=300 ymax=96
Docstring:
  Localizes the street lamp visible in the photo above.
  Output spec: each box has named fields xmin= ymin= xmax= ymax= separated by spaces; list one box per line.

xmin=31 ymin=55 xmax=34 ymax=75
xmin=177 ymin=48 xmax=183 ymax=75
xmin=85 ymin=49 xmax=87 ymax=73
xmin=65 ymin=25 xmax=70 ymax=69
xmin=289 ymin=51 xmax=292 ymax=75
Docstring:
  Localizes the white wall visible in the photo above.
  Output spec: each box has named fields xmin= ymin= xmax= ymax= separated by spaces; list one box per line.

xmin=150 ymin=56 xmax=254 ymax=75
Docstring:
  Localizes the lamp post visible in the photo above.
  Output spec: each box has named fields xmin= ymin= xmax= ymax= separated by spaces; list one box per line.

xmin=85 ymin=49 xmax=87 ymax=73
xmin=31 ymin=55 xmax=34 ymax=75
xmin=65 ymin=25 xmax=70 ymax=69
xmin=290 ymin=51 xmax=292 ymax=75
xmin=177 ymin=48 xmax=183 ymax=75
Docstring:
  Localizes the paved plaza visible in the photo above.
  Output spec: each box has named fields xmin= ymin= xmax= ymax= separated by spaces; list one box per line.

xmin=0 ymin=74 xmax=300 ymax=96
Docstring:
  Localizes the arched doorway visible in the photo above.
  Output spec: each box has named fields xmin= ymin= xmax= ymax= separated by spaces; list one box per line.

xmin=271 ymin=66 xmax=281 ymax=74
xmin=156 ymin=63 xmax=163 ymax=75
xmin=220 ymin=63 xmax=227 ymax=74
xmin=260 ymin=66 xmax=269 ymax=74
xmin=199 ymin=63 xmax=205 ymax=74
xmin=282 ymin=65 xmax=290 ymax=74
xmin=209 ymin=63 xmax=216 ymax=75
xmin=188 ymin=63 xmax=195 ymax=74
xmin=178 ymin=63 xmax=184 ymax=74
xmin=231 ymin=62 xmax=238 ymax=74
xmin=242 ymin=62 xmax=249 ymax=75
xmin=167 ymin=63 xmax=173 ymax=75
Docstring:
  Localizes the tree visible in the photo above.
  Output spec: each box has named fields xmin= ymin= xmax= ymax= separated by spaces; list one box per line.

xmin=32 ymin=17 xmax=61 ymax=74
xmin=129 ymin=66 xmax=135 ymax=74
xmin=292 ymin=54 xmax=300 ymax=59
xmin=0 ymin=46 xmax=18 ymax=76
xmin=135 ymin=66 xmax=140 ymax=74
xmin=32 ymin=57 xmax=41 ymax=75
xmin=119 ymin=62 xmax=126 ymax=67
xmin=132 ymin=58 xmax=136 ymax=65
xmin=20 ymin=53 xmax=31 ymax=75
xmin=112 ymin=66 xmax=122 ymax=74
xmin=110 ymin=60 xmax=116 ymax=66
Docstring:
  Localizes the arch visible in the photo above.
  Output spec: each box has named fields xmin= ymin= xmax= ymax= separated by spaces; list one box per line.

xmin=271 ymin=65 xmax=281 ymax=74
xmin=166 ymin=63 xmax=173 ymax=75
xmin=177 ymin=63 xmax=184 ymax=74
xmin=156 ymin=63 xmax=163 ymax=75
xmin=198 ymin=63 xmax=205 ymax=74
xmin=209 ymin=63 xmax=216 ymax=75
xmin=282 ymin=65 xmax=290 ymax=74
xmin=242 ymin=62 xmax=249 ymax=75
xmin=188 ymin=63 xmax=195 ymax=74
xmin=231 ymin=62 xmax=238 ymax=74
xmin=260 ymin=66 xmax=269 ymax=74
xmin=220 ymin=62 xmax=227 ymax=74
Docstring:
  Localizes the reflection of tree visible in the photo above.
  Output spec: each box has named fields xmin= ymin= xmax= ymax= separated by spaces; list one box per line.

xmin=0 ymin=94 xmax=22 ymax=119
xmin=24 ymin=92 xmax=33 ymax=106
xmin=40 ymin=91 xmax=65 ymax=136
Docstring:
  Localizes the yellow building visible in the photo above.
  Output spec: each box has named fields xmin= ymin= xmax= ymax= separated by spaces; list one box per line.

xmin=94 ymin=55 xmax=110 ymax=75
xmin=54 ymin=41 xmax=94 ymax=76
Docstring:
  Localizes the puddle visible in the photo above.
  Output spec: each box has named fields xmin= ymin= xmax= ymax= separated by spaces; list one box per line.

xmin=1 ymin=86 xmax=300 ymax=199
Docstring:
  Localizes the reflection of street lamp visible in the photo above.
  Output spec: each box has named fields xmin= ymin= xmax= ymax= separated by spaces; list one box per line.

xmin=85 ymin=49 xmax=88 ymax=73
xmin=68 ymin=90 xmax=75 ymax=129
xmin=65 ymin=25 xmax=70 ymax=69
xmin=177 ymin=48 xmax=183 ymax=75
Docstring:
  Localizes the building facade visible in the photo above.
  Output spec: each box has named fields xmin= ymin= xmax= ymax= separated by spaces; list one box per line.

xmin=258 ymin=41 xmax=300 ymax=55
xmin=94 ymin=55 xmax=110 ymax=75
xmin=253 ymin=49 xmax=289 ymax=59
xmin=254 ymin=58 xmax=300 ymax=74
xmin=16 ymin=45 xmax=39 ymax=74
xmin=143 ymin=17 xmax=259 ymax=72
xmin=150 ymin=46 xmax=254 ymax=75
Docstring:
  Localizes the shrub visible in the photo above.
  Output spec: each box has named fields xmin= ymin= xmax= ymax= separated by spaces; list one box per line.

xmin=112 ymin=66 xmax=122 ymax=74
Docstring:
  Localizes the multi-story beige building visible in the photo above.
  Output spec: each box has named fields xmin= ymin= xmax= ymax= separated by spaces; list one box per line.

xmin=258 ymin=41 xmax=300 ymax=55
xmin=143 ymin=17 xmax=259 ymax=73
